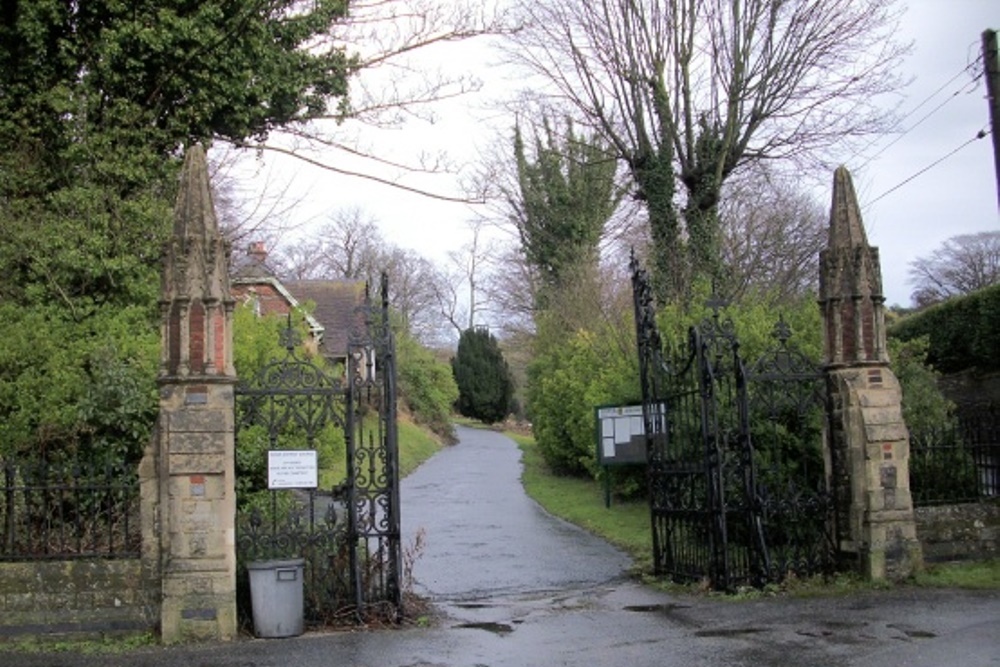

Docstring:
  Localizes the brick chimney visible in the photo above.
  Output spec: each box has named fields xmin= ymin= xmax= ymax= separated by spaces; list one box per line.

xmin=247 ymin=241 xmax=267 ymax=265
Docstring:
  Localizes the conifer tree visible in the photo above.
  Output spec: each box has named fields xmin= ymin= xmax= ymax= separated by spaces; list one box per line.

xmin=451 ymin=327 xmax=514 ymax=425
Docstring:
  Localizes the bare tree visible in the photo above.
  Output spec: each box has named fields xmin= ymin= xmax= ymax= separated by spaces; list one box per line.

xmin=272 ymin=206 xmax=461 ymax=345
xmin=481 ymin=241 xmax=538 ymax=338
xmin=226 ymin=0 xmax=517 ymax=203
xmin=719 ymin=167 xmax=827 ymax=303
xmin=432 ymin=220 xmax=497 ymax=340
xmin=508 ymin=0 xmax=908 ymax=300
xmin=210 ymin=146 xmax=314 ymax=255
xmin=381 ymin=247 xmax=448 ymax=345
xmin=271 ymin=207 xmax=385 ymax=280
xmin=908 ymin=231 xmax=1000 ymax=308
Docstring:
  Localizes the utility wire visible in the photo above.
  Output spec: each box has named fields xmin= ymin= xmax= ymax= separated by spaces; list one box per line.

xmin=846 ymin=67 xmax=967 ymax=164
xmin=865 ymin=126 xmax=989 ymax=207
xmin=858 ymin=72 xmax=983 ymax=170
xmin=847 ymin=43 xmax=984 ymax=166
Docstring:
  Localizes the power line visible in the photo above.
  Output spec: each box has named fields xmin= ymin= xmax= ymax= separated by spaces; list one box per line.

xmin=865 ymin=126 xmax=989 ymax=207
xmin=850 ymin=56 xmax=983 ymax=168
xmin=858 ymin=71 xmax=983 ymax=170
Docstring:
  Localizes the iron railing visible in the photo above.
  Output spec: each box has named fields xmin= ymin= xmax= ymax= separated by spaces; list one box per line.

xmin=1 ymin=457 xmax=140 ymax=560
xmin=910 ymin=408 xmax=1000 ymax=506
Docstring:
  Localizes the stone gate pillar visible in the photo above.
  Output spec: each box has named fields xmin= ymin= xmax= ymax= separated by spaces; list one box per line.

xmin=141 ymin=144 xmax=237 ymax=642
xmin=819 ymin=166 xmax=922 ymax=580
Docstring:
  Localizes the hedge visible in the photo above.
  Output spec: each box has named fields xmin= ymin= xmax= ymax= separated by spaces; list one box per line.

xmin=889 ymin=283 xmax=1000 ymax=374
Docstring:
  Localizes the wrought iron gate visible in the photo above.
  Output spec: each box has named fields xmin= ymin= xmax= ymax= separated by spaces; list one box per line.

xmin=631 ymin=258 xmax=834 ymax=590
xmin=234 ymin=274 xmax=401 ymax=625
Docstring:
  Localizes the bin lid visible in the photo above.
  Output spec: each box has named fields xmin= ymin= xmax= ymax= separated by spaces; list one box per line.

xmin=246 ymin=558 xmax=305 ymax=570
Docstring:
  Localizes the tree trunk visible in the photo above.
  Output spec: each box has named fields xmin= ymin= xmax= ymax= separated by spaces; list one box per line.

xmin=634 ymin=151 xmax=684 ymax=305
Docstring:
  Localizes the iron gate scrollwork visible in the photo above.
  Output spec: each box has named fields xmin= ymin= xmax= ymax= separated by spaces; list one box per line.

xmin=234 ymin=273 xmax=401 ymax=625
xmin=631 ymin=257 xmax=834 ymax=590
xmin=746 ymin=318 xmax=835 ymax=580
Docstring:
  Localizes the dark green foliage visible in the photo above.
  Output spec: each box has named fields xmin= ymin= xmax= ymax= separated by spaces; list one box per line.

xmin=452 ymin=327 xmax=514 ymax=425
xmin=1 ymin=1 xmax=353 ymax=309
xmin=396 ymin=331 xmax=459 ymax=441
xmin=887 ymin=337 xmax=956 ymax=434
xmin=889 ymin=284 xmax=1000 ymax=374
xmin=0 ymin=2 xmax=354 ymax=461
xmin=0 ymin=303 xmax=158 ymax=461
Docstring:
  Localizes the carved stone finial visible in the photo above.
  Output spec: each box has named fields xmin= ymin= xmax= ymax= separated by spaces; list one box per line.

xmin=819 ymin=166 xmax=887 ymax=366
xmin=160 ymin=144 xmax=235 ymax=379
xmin=173 ymin=144 xmax=218 ymax=240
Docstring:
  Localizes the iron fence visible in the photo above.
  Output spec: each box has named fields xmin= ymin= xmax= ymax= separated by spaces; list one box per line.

xmin=910 ymin=408 xmax=999 ymax=506
xmin=1 ymin=457 xmax=140 ymax=560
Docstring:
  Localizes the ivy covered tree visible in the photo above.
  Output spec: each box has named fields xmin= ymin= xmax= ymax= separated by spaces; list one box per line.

xmin=452 ymin=327 xmax=514 ymax=425
xmin=511 ymin=118 xmax=621 ymax=308
xmin=509 ymin=0 xmax=908 ymax=302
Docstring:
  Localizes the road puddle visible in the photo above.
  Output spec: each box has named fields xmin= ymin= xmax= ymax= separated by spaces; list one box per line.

xmin=453 ymin=621 xmax=515 ymax=635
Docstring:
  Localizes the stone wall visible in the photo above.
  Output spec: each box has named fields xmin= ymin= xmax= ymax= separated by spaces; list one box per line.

xmin=0 ymin=559 xmax=157 ymax=639
xmin=915 ymin=501 xmax=1000 ymax=563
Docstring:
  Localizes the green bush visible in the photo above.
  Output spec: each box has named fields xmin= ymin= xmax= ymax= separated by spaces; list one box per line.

xmin=528 ymin=322 xmax=640 ymax=477
xmin=396 ymin=332 xmax=458 ymax=440
xmin=887 ymin=336 xmax=955 ymax=434
xmin=0 ymin=302 xmax=158 ymax=462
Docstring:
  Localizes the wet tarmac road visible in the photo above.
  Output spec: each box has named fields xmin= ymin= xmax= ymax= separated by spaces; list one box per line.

xmin=400 ymin=424 xmax=632 ymax=600
xmin=3 ymin=426 xmax=999 ymax=666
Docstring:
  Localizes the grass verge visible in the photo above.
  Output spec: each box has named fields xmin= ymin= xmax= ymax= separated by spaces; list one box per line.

xmin=510 ymin=430 xmax=1000 ymax=595
xmin=0 ymin=632 xmax=156 ymax=654
xmin=914 ymin=559 xmax=1000 ymax=589
xmin=398 ymin=418 xmax=446 ymax=477
xmin=510 ymin=432 xmax=651 ymax=573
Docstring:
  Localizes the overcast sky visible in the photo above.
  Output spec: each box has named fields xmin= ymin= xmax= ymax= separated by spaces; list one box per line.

xmin=856 ymin=0 xmax=997 ymax=307
xmin=226 ymin=0 xmax=998 ymax=310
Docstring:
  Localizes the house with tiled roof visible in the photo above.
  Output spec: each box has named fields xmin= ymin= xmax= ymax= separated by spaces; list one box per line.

xmin=231 ymin=242 xmax=366 ymax=367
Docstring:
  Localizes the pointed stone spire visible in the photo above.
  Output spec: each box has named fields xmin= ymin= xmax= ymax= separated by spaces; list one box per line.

xmin=827 ymin=166 xmax=869 ymax=249
xmin=819 ymin=166 xmax=887 ymax=366
xmin=159 ymin=144 xmax=235 ymax=378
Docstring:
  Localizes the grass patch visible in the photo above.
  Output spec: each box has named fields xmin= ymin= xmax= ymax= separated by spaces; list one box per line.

xmin=398 ymin=418 xmax=445 ymax=477
xmin=0 ymin=632 xmax=156 ymax=654
xmin=511 ymin=432 xmax=651 ymax=573
xmin=914 ymin=559 xmax=1000 ymax=589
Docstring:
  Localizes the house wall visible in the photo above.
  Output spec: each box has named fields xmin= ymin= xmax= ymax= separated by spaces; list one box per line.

xmin=915 ymin=501 xmax=1000 ymax=562
xmin=0 ymin=559 xmax=157 ymax=639
xmin=231 ymin=283 xmax=292 ymax=318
